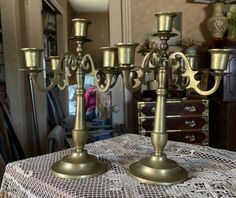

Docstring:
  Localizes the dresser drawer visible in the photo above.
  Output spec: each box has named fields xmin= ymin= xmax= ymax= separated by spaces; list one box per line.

xmin=138 ymin=117 xmax=207 ymax=131
xmin=138 ymin=130 xmax=208 ymax=145
xmin=167 ymin=100 xmax=208 ymax=116
xmin=136 ymin=99 xmax=209 ymax=145
xmin=168 ymin=131 xmax=208 ymax=145
xmin=138 ymin=99 xmax=208 ymax=117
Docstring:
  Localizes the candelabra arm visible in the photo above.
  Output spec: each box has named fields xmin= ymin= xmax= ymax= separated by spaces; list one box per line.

xmin=97 ymin=72 xmax=114 ymax=93
xmin=187 ymin=74 xmax=222 ymax=96
xmin=60 ymin=52 xmax=77 ymax=70
xmin=140 ymin=49 xmax=158 ymax=73
xmin=57 ymin=67 xmax=71 ymax=91
xmin=122 ymin=69 xmax=143 ymax=92
xmin=169 ymin=51 xmax=223 ymax=96
xmin=30 ymin=72 xmax=59 ymax=92
xmin=81 ymin=54 xmax=96 ymax=73
xmin=82 ymin=53 xmax=118 ymax=92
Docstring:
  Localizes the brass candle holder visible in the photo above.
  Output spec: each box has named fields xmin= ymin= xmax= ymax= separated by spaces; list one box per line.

xmin=22 ymin=19 xmax=107 ymax=179
xmin=22 ymin=12 xmax=231 ymax=184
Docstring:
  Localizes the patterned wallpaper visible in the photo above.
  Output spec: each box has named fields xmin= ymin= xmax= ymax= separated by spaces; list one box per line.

xmin=130 ymin=0 xmax=212 ymax=63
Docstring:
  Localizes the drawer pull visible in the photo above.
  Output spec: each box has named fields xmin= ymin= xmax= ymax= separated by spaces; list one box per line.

xmin=185 ymin=134 xmax=196 ymax=142
xmin=184 ymin=120 xmax=196 ymax=127
xmin=151 ymin=107 xmax=156 ymax=114
xmin=184 ymin=106 xmax=196 ymax=112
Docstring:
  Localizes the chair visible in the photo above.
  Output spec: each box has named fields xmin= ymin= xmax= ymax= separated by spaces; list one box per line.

xmin=47 ymin=88 xmax=74 ymax=132
xmin=0 ymin=153 xmax=5 ymax=184
xmin=48 ymin=125 xmax=67 ymax=153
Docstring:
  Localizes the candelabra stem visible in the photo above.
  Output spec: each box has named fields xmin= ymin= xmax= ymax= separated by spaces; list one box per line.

xmin=51 ymin=40 xmax=107 ymax=179
xmin=72 ymin=68 xmax=87 ymax=151
xmin=152 ymin=67 xmax=167 ymax=156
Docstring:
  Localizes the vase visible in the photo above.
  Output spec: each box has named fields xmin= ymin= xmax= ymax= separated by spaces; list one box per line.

xmin=208 ymin=2 xmax=228 ymax=38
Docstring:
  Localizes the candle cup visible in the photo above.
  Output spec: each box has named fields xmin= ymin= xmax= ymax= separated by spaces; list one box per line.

xmin=186 ymin=54 xmax=199 ymax=70
xmin=101 ymin=47 xmax=118 ymax=67
xmin=155 ymin=12 xmax=176 ymax=33
xmin=209 ymin=49 xmax=232 ymax=71
xmin=21 ymin=48 xmax=43 ymax=70
xmin=49 ymin=56 xmax=60 ymax=72
xmin=72 ymin=18 xmax=91 ymax=38
xmin=115 ymin=43 xmax=139 ymax=67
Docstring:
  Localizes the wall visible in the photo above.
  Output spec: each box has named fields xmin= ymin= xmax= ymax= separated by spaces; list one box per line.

xmin=0 ymin=0 xmax=34 ymax=157
xmin=130 ymin=0 xmax=211 ymax=63
xmin=1 ymin=0 xmax=69 ymax=156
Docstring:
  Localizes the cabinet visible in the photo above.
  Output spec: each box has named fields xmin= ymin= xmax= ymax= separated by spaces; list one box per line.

xmin=209 ymin=42 xmax=236 ymax=151
xmin=209 ymin=101 xmax=236 ymax=151
xmin=137 ymin=99 xmax=209 ymax=145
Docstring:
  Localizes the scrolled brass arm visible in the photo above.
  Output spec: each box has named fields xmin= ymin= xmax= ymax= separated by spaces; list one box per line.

xmin=81 ymin=54 xmax=95 ymax=72
xmin=56 ymin=52 xmax=77 ymax=90
xmin=82 ymin=53 xmax=120 ymax=93
xmin=169 ymin=52 xmax=223 ymax=96
xmin=30 ymin=72 xmax=59 ymax=92
xmin=122 ymin=68 xmax=143 ymax=92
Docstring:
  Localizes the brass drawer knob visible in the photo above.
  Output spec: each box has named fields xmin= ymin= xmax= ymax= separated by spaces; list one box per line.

xmin=184 ymin=120 xmax=196 ymax=127
xmin=184 ymin=106 xmax=196 ymax=112
xmin=151 ymin=107 xmax=156 ymax=114
xmin=185 ymin=134 xmax=196 ymax=142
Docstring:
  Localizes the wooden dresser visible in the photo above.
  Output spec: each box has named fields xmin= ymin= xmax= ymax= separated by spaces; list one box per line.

xmin=137 ymin=99 xmax=209 ymax=145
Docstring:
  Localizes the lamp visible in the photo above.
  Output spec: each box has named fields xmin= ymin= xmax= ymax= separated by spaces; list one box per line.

xmin=22 ymin=12 xmax=231 ymax=184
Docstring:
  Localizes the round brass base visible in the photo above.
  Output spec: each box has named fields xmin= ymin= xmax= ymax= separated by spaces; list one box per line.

xmin=129 ymin=154 xmax=188 ymax=185
xmin=51 ymin=150 xmax=107 ymax=179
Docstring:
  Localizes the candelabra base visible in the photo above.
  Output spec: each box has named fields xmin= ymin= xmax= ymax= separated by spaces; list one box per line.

xmin=129 ymin=154 xmax=188 ymax=185
xmin=51 ymin=150 xmax=107 ymax=179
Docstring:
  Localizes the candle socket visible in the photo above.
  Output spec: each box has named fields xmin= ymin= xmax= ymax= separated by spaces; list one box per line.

xmin=155 ymin=12 xmax=176 ymax=33
xmin=72 ymin=18 xmax=91 ymax=38
xmin=209 ymin=49 xmax=231 ymax=71
xmin=101 ymin=47 xmax=118 ymax=67
xmin=49 ymin=56 xmax=60 ymax=72
xmin=21 ymin=48 xmax=43 ymax=70
xmin=115 ymin=43 xmax=139 ymax=66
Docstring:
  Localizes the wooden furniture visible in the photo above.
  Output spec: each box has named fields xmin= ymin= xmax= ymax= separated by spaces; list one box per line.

xmin=209 ymin=41 xmax=236 ymax=151
xmin=1 ymin=134 xmax=236 ymax=197
xmin=209 ymin=101 xmax=236 ymax=151
xmin=137 ymin=99 xmax=209 ymax=145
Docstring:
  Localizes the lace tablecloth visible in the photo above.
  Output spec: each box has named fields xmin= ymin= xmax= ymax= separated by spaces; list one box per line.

xmin=1 ymin=134 xmax=236 ymax=198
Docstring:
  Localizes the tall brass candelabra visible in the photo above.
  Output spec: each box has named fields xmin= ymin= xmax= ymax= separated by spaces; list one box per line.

xmin=22 ymin=13 xmax=231 ymax=184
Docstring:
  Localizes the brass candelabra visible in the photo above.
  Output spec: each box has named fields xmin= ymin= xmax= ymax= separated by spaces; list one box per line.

xmin=22 ymin=13 xmax=231 ymax=184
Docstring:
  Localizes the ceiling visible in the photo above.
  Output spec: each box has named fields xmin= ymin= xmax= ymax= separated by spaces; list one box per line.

xmin=68 ymin=0 xmax=109 ymax=13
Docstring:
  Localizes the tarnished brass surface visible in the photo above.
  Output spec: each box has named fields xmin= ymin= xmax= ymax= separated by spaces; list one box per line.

xmin=22 ymin=48 xmax=43 ymax=69
xmin=186 ymin=54 xmax=199 ymax=70
xmin=48 ymin=56 xmax=60 ymax=71
xmin=155 ymin=12 xmax=177 ymax=33
xmin=22 ymin=13 xmax=231 ymax=184
xmin=51 ymin=150 xmax=106 ymax=179
xmin=72 ymin=18 xmax=91 ymax=38
xmin=129 ymin=154 xmax=188 ymax=185
xmin=22 ymin=18 xmax=107 ymax=179
xmin=101 ymin=47 xmax=118 ymax=67
xmin=169 ymin=50 xmax=230 ymax=96
xmin=209 ymin=49 xmax=232 ymax=71
xmin=51 ymin=37 xmax=107 ymax=178
xmin=115 ymin=43 xmax=139 ymax=66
